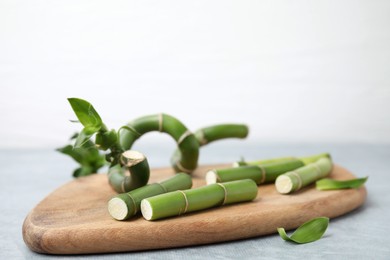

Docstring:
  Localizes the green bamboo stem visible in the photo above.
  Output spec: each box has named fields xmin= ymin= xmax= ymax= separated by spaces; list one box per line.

xmin=108 ymin=150 xmax=150 ymax=193
xmin=194 ymin=124 xmax=249 ymax=145
xmin=119 ymin=113 xmax=199 ymax=173
xmin=140 ymin=179 xmax=258 ymax=221
xmin=170 ymin=124 xmax=249 ymax=172
xmin=275 ymin=157 xmax=333 ymax=194
xmin=233 ymin=153 xmax=331 ymax=167
xmin=108 ymin=173 xmax=193 ymax=220
xmin=233 ymin=156 xmax=295 ymax=167
xmin=206 ymin=158 xmax=304 ymax=185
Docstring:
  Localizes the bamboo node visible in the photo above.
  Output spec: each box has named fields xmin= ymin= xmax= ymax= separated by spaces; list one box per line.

xmin=178 ymin=190 xmax=189 ymax=214
xmin=126 ymin=194 xmax=138 ymax=216
xmin=290 ymin=171 xmax=303 ymax=191
xmin=175 ymin=161 xmax=192 ymax=174
xmin=155 ymin=183 xmax=167 ymax=193
xmin=197 ymin=130 xmax=208 ymax=145
xmin=216 ymin=183 xmax=228 ymax=205
xmin=258 ymin=165 xmax=266 ymax=184
xmin=177 ymin=130 xmax=193 ymax=145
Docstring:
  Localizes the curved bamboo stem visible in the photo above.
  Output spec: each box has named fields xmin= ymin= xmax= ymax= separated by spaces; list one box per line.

xmin=194 ymin=124 xmax=248 ymax=145
xmin=108 ymin=150 xmax=150 ymax=193
xmin=119 ymin=113 xmax=199 ymax=173
xmin=170 ymin=124 xmax=249 ymax=168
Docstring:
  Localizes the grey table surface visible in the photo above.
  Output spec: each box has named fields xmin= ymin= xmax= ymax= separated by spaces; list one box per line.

xmin=1 ymin=142 xmax=390 ymax=259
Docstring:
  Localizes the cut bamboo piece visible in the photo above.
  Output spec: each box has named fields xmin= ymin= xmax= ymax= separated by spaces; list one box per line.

xmin=233 ymin=153 xmax=331 ymax=167
xmin=275 ymin=157 xmax=333 ymax=194
xmin=108 ymin=173 xmax=192 ymax=220
xmin=140 ymin=179 xmax=258 ymax=221
xmin=206 ymin=159 xmax=304 ymax=185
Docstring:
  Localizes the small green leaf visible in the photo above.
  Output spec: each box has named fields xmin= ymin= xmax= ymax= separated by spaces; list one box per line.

xmin=74 ymin=126 xmax=101 ymax=148
xmin=277 ymin=217 xmax=329 ymax=244
xmin=316 ymin=177 xmax=368 ymax=190
xmin=67 ymin=98 xmax=103 ymax=129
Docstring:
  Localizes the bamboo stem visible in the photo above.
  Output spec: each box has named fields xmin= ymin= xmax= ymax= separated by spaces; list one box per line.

xmin=206 ymin=158 xmax=305 ymax=185
xmin=194 ymin=124 xmax=248 ymax=145
xmin=275 ymin=157 xmax=333 ymax=194
xmin=108 ymin=173 xmax=192 ymax=220
xmin=140 ymin=179 xmax=258 ymax=221
xmin=119 ymin=113 xmax=199 ymax=173
xmin=108 ymin=150 xmax=150 ymax=193
xmin=233 ymin=153 xmax=331 ymax=167
xmin=170 ymin=124 xmax=249 ymax=172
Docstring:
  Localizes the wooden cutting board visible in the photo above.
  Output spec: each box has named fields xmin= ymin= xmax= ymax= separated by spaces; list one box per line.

xmin=23 ymin=163 xmax=366 ymax=255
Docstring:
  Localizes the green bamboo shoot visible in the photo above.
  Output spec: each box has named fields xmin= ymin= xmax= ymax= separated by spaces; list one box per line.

xmin=233 ymin=153 xmax=331 ymax=167
xmin=194 ymin=124 xmax=248 ymax=145
xmin=275 ymin=157 xmax=333 ymax=194
xmin=206 ymin=159 xmax=304 ymax=185
xmin=170 ymin=124 xmax=249 ymax=171
xmin=119 ymin=114 xmax=199 ymax=173
xmin=108 ymin=173 xmax=192 ymax=220
xmin=140 ymin=179 xmax=258 ymax=221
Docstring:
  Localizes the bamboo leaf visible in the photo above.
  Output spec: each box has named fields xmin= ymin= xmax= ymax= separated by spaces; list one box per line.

xmin=67 ymin=98 xmax=102 ymax=129
xmin=316 ymin=177 xmax=368 ymax=190
xmin=277 ymin=217 xmax=329 ymax=244
xmin=74 ymin=126 xmax=100 ymax=148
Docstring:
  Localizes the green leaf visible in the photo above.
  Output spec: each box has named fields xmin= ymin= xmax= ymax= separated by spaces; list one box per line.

xmin=74 ymin=126 xmax=101 ymax=148
xmin=67 ymin=98 xmax=103 ymax=129
xmin=56 ymin=145 xmax=84 ymax=164
xmin=316 ymin=177 xmax=368 ymax=190
xmin=73 ymin=166 xmax=93 ymax=177
xmin=57 ymin=133 xmax=107 ymax=177
xmin=277 ymin=217 xmax=329 ymax=244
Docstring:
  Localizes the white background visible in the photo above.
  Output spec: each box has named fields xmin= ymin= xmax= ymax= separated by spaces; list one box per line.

xmin=1 ymin=0 xmax=389 ymax=148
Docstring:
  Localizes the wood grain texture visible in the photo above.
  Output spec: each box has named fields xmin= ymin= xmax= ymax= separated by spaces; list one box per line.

xmin=22 ymin=164 xmax=367 ymax=255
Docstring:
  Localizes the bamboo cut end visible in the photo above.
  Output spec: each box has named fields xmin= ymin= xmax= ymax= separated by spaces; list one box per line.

xmin=140 ymin=199 xmax=153 ymax=221
xmin=121 ymin=150 xmax=146 ymax=166
xmin=205 ymin=170 xmax=218 ymax=185
xmin=108 ymin=197 xmax=129 ymax=220
xmin=275 ymin=175 xmax=293 ymax=194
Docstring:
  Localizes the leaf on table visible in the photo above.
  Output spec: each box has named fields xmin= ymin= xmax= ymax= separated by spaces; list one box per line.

xmin=277 ymin=217 xmax=329 ymax=244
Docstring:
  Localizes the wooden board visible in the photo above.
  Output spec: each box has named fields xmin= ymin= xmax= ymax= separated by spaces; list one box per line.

xmin=23 ymin=164 xmax=367 ymax=255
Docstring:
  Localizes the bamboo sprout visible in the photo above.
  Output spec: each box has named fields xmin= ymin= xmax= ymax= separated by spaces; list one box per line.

xmin=108 ymin=173 xmax=192 ymax=220
xmin=233 ymin=153 xmax=331 ymax=167
xmin=108 ymin=150 xmax=150 ymax=193
xmin=206 ymin=159 xmax=304 ymax=185
xmin=275 ymin=157 xmax=333 ymax=194
xmin=119 ymin=114 xmax=199 ymax=173
xmin=140 ymin=179 xmax=258 ymax=221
